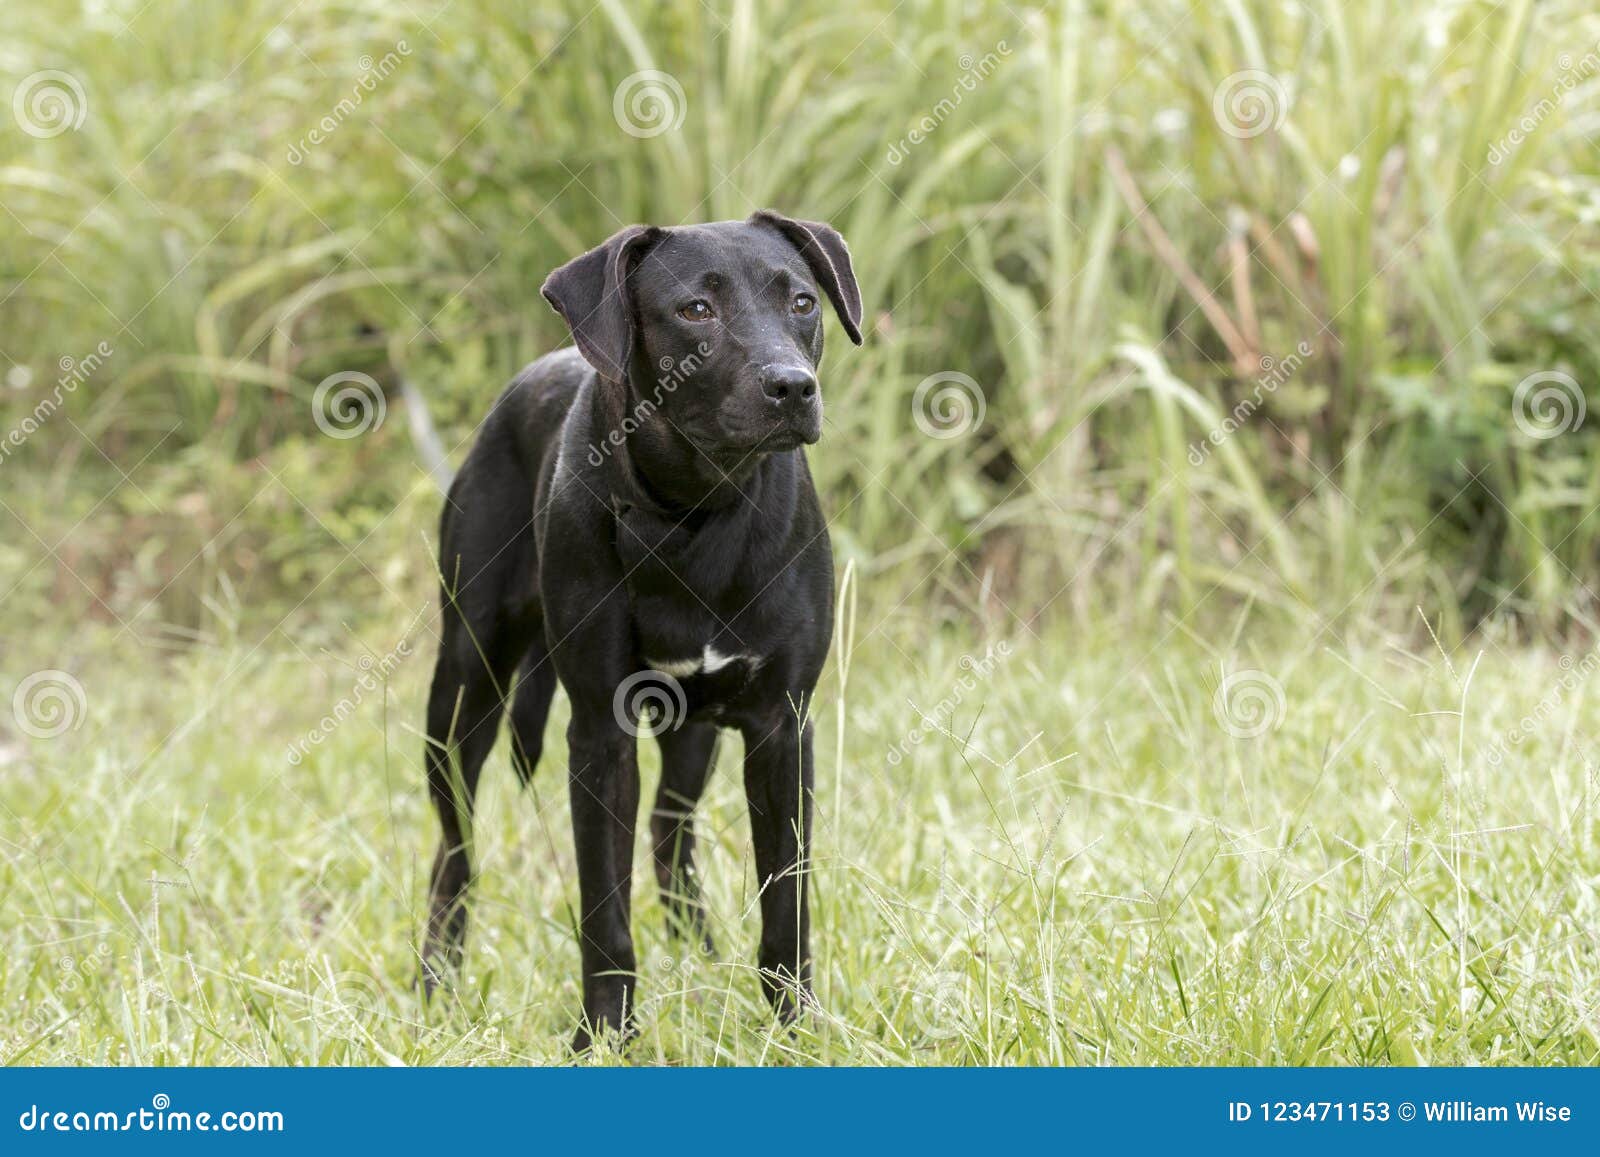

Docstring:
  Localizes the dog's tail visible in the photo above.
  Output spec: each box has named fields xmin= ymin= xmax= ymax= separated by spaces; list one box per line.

xmin=401 ymin=377 xmax=456 ymax=494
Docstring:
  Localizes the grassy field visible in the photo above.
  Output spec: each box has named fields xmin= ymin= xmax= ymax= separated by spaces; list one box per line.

xmin=4 ymin=599 xmax=1599 ymax=1065
xmin=4 ymin=0 xmax=1600 ymax=1066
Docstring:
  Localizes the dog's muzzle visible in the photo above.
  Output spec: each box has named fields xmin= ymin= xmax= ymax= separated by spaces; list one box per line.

xmin=759 ymin=364 xmax=823 ymax=445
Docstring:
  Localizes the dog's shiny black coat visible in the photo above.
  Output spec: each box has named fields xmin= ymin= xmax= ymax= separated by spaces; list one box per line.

xmin=422 ymin=212 xmax=862 ymax=1050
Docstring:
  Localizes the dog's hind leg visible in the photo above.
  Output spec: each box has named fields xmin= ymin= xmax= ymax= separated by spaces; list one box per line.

xmin=421 ymin=611 xmax=526 ymax=993
xmin=651 ymin=722 xmax=721 ymax=954
xmin=507 ymin=642 xmax=557 ymax=787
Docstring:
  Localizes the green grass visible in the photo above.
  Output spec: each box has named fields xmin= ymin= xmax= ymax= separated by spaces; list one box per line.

xmin=4 ymin=0 xmax=1600 ymax=1068
xmin=4 ymin=601 xmax=1598 ymax=1065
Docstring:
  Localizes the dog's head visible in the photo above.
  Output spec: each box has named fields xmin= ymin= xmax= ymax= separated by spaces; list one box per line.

xmin=541 ymin=212 xmax=862 ymax=456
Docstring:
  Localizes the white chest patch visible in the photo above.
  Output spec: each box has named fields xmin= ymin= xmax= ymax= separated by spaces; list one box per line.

xmin=646 ymin=644 xmax=760 ymax=679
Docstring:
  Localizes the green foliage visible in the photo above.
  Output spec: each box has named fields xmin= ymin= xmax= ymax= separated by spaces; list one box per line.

xmin=1 ymin=0 xmax=1598 ymax=637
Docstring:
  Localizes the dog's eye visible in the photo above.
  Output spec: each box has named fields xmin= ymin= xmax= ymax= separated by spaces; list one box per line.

xmin=677 ymin=300 xmax=714 ymax=322
xmin=792 ymin=293 xmax=816 ymax=315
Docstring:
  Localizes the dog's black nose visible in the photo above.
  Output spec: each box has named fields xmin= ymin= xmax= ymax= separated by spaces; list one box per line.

xmin=761 ymin=365 xmax=818 ymax=405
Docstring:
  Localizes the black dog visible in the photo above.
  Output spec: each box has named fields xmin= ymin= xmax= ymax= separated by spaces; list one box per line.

xmin=421 ymin=211 xmax=862 ymax=1050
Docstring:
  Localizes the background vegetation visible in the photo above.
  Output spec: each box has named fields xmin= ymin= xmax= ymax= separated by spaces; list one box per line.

xmin=4 ymin=0 xmax=1600 ymax=1065
xmin=4 ymin=0 xmax=1599 ymax=638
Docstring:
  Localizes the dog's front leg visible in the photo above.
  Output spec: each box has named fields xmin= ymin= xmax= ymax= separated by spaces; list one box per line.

xmin=741 ymin=709 xmax=815 ymax=1021
xmin=567 ymin=707 xmax=640 ymax=1052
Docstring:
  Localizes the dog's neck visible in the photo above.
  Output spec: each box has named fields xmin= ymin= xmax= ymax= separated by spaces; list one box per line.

xmin=592 ymin=378 xmax=767 ymax=518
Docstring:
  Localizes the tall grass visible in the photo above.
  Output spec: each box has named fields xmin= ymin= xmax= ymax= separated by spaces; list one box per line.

xmin=5 ymin=614 xmax=1599 ymax=1065
xmin=1 ymin=0 xmax=1598 ymax=639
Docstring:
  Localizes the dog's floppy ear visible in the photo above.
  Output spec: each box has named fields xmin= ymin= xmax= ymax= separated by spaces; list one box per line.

xmin=749 ymin=210 xmax=864 ymax=345
xmin=541 ymin=224 xmax=664 ymax=382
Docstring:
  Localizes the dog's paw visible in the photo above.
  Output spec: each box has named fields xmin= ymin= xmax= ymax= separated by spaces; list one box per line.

xmin=759 ymin=968 xmax=817 ymax=1026
xmin=568 ymin=1024 xmax=595 ymax=1057
xmin=568 ymin=1018 xmax=637 ymax=1059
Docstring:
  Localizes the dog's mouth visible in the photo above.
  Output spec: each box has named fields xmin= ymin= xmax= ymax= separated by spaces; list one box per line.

xmin=755 ymin=418 xmax=821 ymax=451
xmin=716 ymin=395 xmax=823 ymax=454
xmin=776 ymin=401 xmax=824 ymax=448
